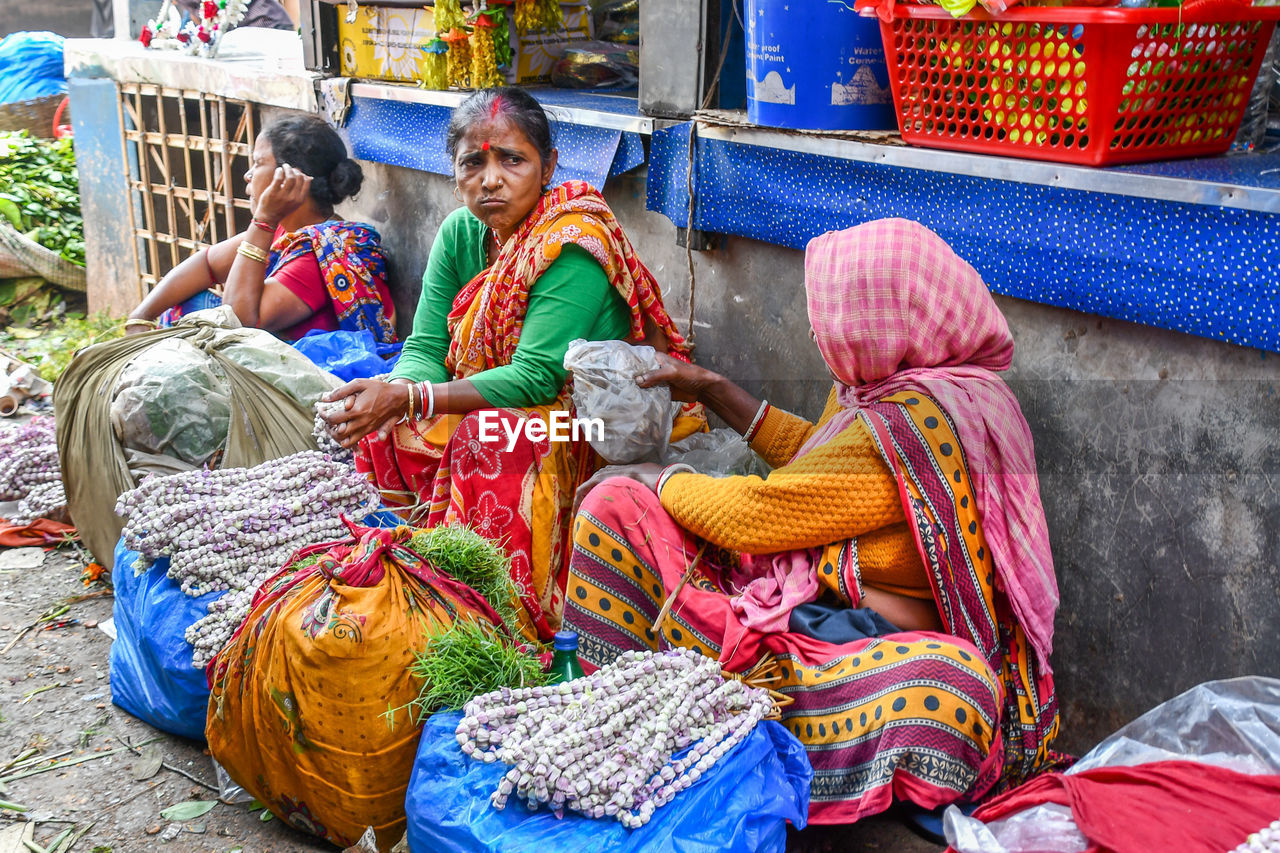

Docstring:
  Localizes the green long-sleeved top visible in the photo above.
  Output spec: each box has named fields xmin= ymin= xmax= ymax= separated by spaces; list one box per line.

xmin=390 ymin=206 xmax=632 ymax=407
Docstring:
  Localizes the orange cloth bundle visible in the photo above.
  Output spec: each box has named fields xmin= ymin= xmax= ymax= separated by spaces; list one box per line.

xmin=206 ymin=523 xmax=500 ymax=850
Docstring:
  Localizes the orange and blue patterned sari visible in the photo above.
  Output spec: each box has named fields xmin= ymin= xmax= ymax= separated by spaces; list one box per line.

xmin=268 ymin=220 xmax=395 ymax=343
xmin=160 ymin=221 xmax=394 ymax=344
xmin=565 ymin=393 xmax=1059 ymax=824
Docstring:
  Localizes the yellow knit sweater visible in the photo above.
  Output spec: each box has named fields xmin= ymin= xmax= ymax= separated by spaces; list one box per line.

xmin=659 ymin=388 xmax=930 ymax=598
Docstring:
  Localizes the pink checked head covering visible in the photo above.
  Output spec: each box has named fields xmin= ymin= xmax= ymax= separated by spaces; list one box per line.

xmin=803 ymin=218 xmax=1059 ymax=674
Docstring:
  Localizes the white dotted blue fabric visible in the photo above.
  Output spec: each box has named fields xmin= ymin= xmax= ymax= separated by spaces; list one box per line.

xmin=345 ymin=96 xmax=645 ymax=189
xmin=647 ymin=123 xmax=1280 ymax=352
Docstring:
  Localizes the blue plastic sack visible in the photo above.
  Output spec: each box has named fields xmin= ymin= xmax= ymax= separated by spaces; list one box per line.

xmin=109 ymin=511 xmax=403 ymax=741
xmin=291 ymin=329 xmax=401 ymax=382
xmin=108 ymin=538 xmax=224 ymax=741
xmin=0 ymin=33 xmax=67 ymax=105
xmin=405 ymin=710 xmax=812 ymax=853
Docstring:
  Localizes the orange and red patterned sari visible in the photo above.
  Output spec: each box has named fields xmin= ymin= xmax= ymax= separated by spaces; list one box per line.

xmin=356 ymin=181 xmax=701 ymax=642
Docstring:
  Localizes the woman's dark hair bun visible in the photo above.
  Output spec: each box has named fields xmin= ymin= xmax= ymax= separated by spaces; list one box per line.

xmin=263 ymin=114 xmax=364 ymax=208
xmin=327 ymin=159 xmax=364 ymax=202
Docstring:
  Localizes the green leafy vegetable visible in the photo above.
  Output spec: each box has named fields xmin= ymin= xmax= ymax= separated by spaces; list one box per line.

xmin=0 ymin=311 xmax=125 ymax=382
xmin=390 ymin=617 xmax=548 ymax=725
xmin=0 ymin=131 xmax=85 ymax=267
xmin=407 ymin=524 xmax=523 ymax=634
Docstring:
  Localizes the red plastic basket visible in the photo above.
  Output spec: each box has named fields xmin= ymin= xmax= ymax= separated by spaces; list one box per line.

xmin=874 ymin=2 xmax=1280 ymax=165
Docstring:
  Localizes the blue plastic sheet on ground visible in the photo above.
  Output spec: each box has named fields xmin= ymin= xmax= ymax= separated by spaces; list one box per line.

xmin=405 ymin=710 xmax=812 ymax=853
xmin=291 ymin=328 xmax=401 ymax=382
xmin=108 ymin=538 xmax=223 ymax=741
xmin=0 ymin=32 xmax=67 ymax=105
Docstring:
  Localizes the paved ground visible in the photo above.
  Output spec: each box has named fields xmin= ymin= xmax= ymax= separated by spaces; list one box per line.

xmin=0 ymin=544 xmax=942 ymax=853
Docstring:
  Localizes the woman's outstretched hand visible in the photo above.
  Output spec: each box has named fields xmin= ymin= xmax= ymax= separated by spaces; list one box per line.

xmin=573 ymin=463 xmax=663 ymax=516
xmin=320 ymin=379 xmax=409 ymax=449
xmin=636 ymin=353 xmax=725 ymax=404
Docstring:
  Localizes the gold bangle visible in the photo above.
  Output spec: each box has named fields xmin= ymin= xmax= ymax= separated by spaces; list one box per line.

xmin=236 ymin=242 xmax=270 ymax=264
xmin=407 ymin=382 xmax=415 ymax=423
xmin=124 ymin=318 xmax=158 ymax=329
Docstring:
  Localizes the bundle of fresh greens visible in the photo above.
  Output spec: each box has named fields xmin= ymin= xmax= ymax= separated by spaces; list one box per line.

xmin=0 ymin=132 xmax=84 ymax=267
xmin=408 ymin=524 xmax=523 ymax=634
xmin=392 ymin=525 xmax=547 ymax=721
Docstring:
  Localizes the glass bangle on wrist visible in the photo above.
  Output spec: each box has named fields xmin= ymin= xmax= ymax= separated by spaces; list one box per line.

xmin=420 ymin=381 xmax=436 ymax=419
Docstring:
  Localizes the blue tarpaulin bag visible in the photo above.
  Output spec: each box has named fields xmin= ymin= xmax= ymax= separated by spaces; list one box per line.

xmin=0 ymin=32 xmax=66 ymax=105
xmin=405 ymin=710 xmax=812 ymax=853
xmin=108 ymin=510 xmax=402 ymax=741
xmin=291 ymin=329 xmax=401 ymax=382
xmin=108 ymin=538 xmax=223 ymax=741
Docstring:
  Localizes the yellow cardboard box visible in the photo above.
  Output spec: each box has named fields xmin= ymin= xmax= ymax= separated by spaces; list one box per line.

xmin=335 ymin=2 xmax=592 ymax=87
xmin=509 ymin=3 xmax=592 ymax=85
xmin=337 ymin=5 xmax=436 ymax=84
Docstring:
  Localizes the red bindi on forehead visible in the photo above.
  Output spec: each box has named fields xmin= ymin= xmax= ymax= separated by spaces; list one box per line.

xmin=482 ymin=141 xmax=490 ymax=151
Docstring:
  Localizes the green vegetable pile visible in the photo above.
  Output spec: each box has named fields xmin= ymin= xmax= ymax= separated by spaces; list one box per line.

xmin=0 ymin=311 xmax=124 ymax=382
xmin=385 ymin=524 xmax=548 ymax=723
xmin=409 ymin=524 xmax=524 ymax=635
xmin=0 ymin=131 xmax=85 ymax=268
xmin=395 ymin=618 xmax=549 ymax=722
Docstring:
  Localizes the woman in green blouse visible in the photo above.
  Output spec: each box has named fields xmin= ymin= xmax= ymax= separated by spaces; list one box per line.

xmin=322 ymin=87 xmax=697 ymax=641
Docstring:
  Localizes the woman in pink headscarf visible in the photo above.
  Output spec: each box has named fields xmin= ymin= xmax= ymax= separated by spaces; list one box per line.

xmin=565 ymin=219 xmax=1061 ymax=823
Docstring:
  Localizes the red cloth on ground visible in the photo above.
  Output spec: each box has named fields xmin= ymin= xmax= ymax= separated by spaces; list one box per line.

xmin=0 ymin=517 xmax=76 ymax=546
xmin=958 ymin=760 xmax=1280 ymax=853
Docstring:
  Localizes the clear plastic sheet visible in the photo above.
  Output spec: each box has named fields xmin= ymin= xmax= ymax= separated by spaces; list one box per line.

xmin=944 ymin=676 xmax=1280 ymax=853
xmin=563 ymin=339 xmax=677 ymax=464
xmin=663 ymin=427 xmax=771 ymax=478
xmin=110 ymin=338 xmax=233 ymax=468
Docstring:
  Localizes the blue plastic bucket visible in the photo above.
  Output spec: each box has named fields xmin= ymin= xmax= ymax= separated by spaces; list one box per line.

xmin=745 ymin=0 xmax=897 ymax=131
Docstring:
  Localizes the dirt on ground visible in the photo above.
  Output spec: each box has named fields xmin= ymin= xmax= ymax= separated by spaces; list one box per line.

xmin=0 ymin=543 xmax=940 ymax=853
xmin=0 ymin=544 xmax=329 ymax=853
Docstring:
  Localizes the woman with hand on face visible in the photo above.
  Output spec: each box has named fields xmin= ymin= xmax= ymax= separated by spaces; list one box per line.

xmin=125 ymin=114 xmax=395 ymax=344
xmin=321 ymin=87 xmax=700 ymax=642
xmin=565 ymin=219 xmax=1063 ymax=826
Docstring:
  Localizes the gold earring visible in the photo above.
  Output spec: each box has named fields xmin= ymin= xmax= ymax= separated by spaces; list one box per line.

xmin=453 ymin=185 xmax=463 ymax=202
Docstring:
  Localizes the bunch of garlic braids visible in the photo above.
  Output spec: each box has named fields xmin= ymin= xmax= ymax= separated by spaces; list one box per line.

xmin=455 ymin=647 xmax=774 ymax=829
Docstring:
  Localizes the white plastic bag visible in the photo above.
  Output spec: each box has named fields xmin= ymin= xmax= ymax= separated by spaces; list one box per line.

xmin=944 ymin=676 xmax=1280 ymax=853
xmin=563 ymin=339 xmax=676 ymax=464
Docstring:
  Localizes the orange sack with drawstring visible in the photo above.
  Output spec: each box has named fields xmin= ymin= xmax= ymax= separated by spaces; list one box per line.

xmin=205 ymin=523 xmax=500 ymax=850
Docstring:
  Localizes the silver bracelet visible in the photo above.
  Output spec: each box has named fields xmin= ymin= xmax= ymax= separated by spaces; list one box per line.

xmin=657 ymin=463 xmax=697 ymax=497
xmin=742 ymin=399 xmax=769 ymax=443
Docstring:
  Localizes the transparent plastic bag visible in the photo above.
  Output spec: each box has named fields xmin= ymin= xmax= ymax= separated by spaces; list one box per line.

xmin=662 ymin=427 xmax=771 ymax=478
xmin=110 ymin=338 xmax=233 ymax=468
xmin=944 ymin=676 xmax=1280 ymax=853
xmin=213 ymin=758 xmax=254 ymax=805
xmin=563 ymin=339 xmax=677 ymax=464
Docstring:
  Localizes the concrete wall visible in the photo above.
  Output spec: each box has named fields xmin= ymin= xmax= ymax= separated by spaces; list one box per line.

xmin=0 ymin=0 xmax=94 ymax=37
xmin=333 ymin=158 xmax=1280 ymax=753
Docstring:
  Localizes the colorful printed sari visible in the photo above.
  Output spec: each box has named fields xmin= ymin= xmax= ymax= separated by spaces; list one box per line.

xmin=160 ymin=220 xmax=394 ymax=343
xmin=357 ymin=181 xmax=700 ymax=642
xmin=565 ymin=218 xmax=1060 ymax=823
